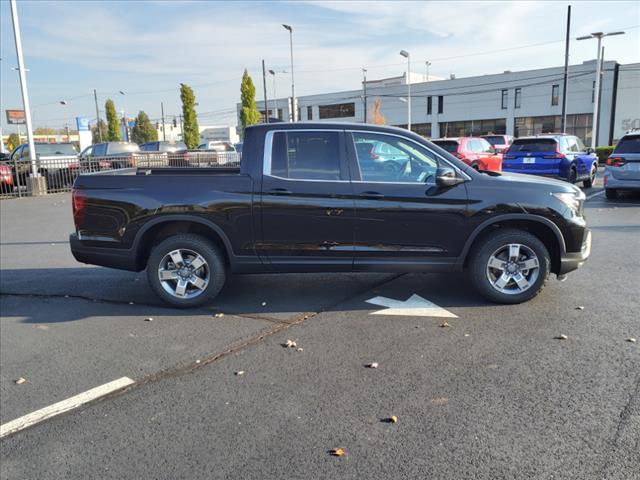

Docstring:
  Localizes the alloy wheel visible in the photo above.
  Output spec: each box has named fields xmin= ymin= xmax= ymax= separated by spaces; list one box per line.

xmin=485 ymin=243 xmax=540 ymax=295
xmin=157 ymin=248 xmax=210 ymax=299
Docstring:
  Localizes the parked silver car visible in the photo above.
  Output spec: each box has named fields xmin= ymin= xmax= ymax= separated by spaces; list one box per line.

xmin=604 ymin=132 xmax=640 ymax=199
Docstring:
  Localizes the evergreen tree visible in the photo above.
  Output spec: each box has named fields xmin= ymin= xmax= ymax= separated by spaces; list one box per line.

xmin=7 ymin=133 xmax=21 ymax=151
xmin=180 ymin=83 xmax=200 ymax=149
xmin=105 ymin=99 xmax=121 ymax=141
xmin=91 ymin=119 xmax=108 ymax=144
xmin=130 ymin=111 xmax=158 ymax=144
xmin=240 ymin=69 xmax=260 ymax=133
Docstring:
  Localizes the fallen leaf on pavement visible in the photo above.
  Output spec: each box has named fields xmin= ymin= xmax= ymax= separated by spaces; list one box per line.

xmin=284 ymin=339 xmax=297 ymax=348
xmin=388 ymin=415 xmax=398 ymax=423
xmin=555 ymin=334 xmax=568 ymax=340
xmin=431 ymin=397 xmax=449 ymax=405
xmin=235 ymin=371 xmax=244 ymax=376
xmin=144 ymin=317 xmax=154 ymax=322
xmin=297 ymin=347 xmax=304 ymax=352
xmin=35 ymin=325 xmax=49 ymax=330
xmin=213 ymin=312 xmax=224 ymax=318
xmin=15 ymin=378 xmax=26 ymax=385
xmin=367 ymin=362 xmax=379 ymax=369
xmin=330 ymin=448 xmax=346 ymax=457
xmin=439 ymin=321 xmax=450 ymax=328
xmin=627 ymin=338 xmax=637 ymax=343
xmin=261 ymin=301 xmax=267 ymax=307
xmin=575 ymin=306 xmax=584 ymax=310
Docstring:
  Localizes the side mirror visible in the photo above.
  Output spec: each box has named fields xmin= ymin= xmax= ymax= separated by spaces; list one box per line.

xmin=436 ymin=166 xmax=465 ymax=187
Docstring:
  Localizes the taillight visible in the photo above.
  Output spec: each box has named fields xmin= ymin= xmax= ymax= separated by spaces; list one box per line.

xmin=607 ymin=156 xmax=625 ymax=167
xmin=543 ymin=153 xmax=566 ymax=160
xmin=72 ymin=189 xmax=88 ymax=228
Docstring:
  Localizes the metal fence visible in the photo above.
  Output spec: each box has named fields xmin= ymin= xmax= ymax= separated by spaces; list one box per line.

xmin=0 ymin=151 xmax=241 ymax=199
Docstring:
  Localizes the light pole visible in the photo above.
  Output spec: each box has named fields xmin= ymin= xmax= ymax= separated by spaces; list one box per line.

xmin=425 ymin=61 xmax=431 ymax=81
xmin=577 ymin=31 xmax=625 ymax=149
xmin=362 ymin=68 xmax=368 ymax=123
xmin=268 ymin=69 xmax=278 ymax=119
xmin=400 ymin=50 xmax=411 ymax=131
xmin=282 ymin=24 xmax=296 ymax=122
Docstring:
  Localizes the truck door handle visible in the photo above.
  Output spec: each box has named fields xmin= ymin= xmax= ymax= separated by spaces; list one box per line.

xmin=359 ymin=191 xmax=385 ymax=200
xmin=267 ymin=188 xmax=292 ymax=196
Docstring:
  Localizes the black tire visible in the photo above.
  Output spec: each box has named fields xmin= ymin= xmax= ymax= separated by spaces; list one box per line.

xmin=471 ymin=163 xmax=480 ymax=171
xmin=605 ymin=188 xmax=618 ymax=200
xmin=568 ymin=166 xmax=577 ymax=184
xmin=146 ymin=234 xmax=226 ymax=308
xmin=583 ymin=165 xmax=597 ymax=188
xmin=468 ymin=229 xmax=550 ymax=304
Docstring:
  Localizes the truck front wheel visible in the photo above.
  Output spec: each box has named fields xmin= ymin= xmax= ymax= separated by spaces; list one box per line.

xmin=147 ymin=234 xmax=226 ymax=308
xmin=469 ymin=229 xmax=550 ymax=304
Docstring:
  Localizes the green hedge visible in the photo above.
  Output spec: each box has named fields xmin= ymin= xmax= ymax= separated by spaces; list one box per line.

xmin=595 ymin=146 xmax=614 ymax=163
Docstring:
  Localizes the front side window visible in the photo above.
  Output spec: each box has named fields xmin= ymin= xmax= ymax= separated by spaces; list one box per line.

xmin=551 ymin=84 xmax=559 ymax=106
xmin=478 ymin=138 xmax=495 ymax=153
xmin=352 ymin=132 xmax=438 ymax=183
xmin=270 ymin=131 xmax=341 ymax=180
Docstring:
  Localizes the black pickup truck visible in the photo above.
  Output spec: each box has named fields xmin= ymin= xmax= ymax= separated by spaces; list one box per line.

xmin=70 ymin=122 xmax=591 ymax=307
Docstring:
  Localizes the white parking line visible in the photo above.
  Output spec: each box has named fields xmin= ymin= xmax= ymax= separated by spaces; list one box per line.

xmin=586 ymin=190 xmax=605 ymax=200
xmin=0 ymin=376 xmax=134 ymax=439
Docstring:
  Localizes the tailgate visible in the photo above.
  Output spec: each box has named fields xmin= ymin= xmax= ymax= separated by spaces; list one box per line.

xmin=502 ymin=152 xmax=562 ymax=175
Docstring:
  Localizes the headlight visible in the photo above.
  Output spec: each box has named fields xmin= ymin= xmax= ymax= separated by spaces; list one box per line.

xmin=552 ymin=190 xmax=585 ymax=214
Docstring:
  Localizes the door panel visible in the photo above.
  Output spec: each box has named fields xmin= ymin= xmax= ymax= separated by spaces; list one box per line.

xmin=258 ymin=130 xmax=355 ymax=270
xmin=347 ymin=132 xmax=469 ymax=269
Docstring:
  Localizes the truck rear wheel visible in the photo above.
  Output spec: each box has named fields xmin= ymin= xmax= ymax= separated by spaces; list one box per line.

xmin=469 ymin=229 xmax=550 ymax=304
xmin=147 ymin=234 xmax=226 ymax=308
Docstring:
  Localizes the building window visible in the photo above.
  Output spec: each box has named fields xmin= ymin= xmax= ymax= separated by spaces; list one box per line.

xmin=307 ymin=106 xmax=312 ymax=120
xmin=551 ymin=85 xmax=559 ymax=106
xmin=592 ymin=81 xmax=596 ymax=103
xmin=297 ymin=107 xmax=301 ymax=122
xmin=437 ymin=96 xmax=444 ymax=114
xmin=318 ymin=102 xmax=355 ymax=119
xmin=394 ymin=123 xmax=432 ymax=138
xmin=514 ymin=88 xmax=521 ymax=109
xmin=514 ymin=114 xmax=592 ymax=145
xmin=438 ymin=118 xmax=506 ymax=137
xmin=277 ymin=108 xmax=283 ymax=120
xmin=427 ymin=96 xmax=432 ymax=115
xmin=501 ymin=89 xmax=508 ymax=110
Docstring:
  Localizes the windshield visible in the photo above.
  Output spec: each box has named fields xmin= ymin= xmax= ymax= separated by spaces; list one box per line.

xmin=35 ymin=143 xmax=77 ymax=156
xmin=483 ymin=136 xmax=505 ymax=146
xmin=614 ymin=135 xmax=640 ymax=154
xmin=109 ymin=143 xmax=140 ymax=154
xmin=509 ymin=139 xmax=557 ymax=153
xmin=432 ymin=140 xmax=459 ymax=153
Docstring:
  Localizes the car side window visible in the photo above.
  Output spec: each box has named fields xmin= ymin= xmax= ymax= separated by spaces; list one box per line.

xmin=566 ymin=137 xmax=579 ymax=153
xmin=270 ymin=131 xmax=342 ymax=181
xmin=575 ymin=137 xmax=587 ymax=153
xmin=479 ymin=139 xmax=494 ymax=153
xmin=93 ymin=144 xmax=106 ymax=156
xmin=351 ymin=132 xmax=438 ymax=184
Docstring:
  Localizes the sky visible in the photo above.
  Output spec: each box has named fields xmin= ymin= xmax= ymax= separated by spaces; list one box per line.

xmin=1 ymin=0 xmax=639 ymax=132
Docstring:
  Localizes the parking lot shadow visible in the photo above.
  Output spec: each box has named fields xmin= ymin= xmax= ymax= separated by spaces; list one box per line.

xmin=1 ymin=267 xmax=492 ymax=324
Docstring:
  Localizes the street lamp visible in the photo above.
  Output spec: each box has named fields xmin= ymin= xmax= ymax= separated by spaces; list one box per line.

xmin=425 ymin=61 xmax=431 ymax=81
xmin=268 ymin=69 xmax=278 ymax=119
xmin=282 ymin=24 xmax=296 ymax=122
xmin=400 ymin=50 xmax=411 ymax=130
xmin=577 ymin=31 xmax=625 ymax=149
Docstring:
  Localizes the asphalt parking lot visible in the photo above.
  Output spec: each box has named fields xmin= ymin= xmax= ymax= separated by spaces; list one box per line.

xmin=1 ymin=178 xmax=639 ymax=480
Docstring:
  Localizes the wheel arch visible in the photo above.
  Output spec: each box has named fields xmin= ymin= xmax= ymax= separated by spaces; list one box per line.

xmin=133 ymin=215 xmax=233 ymax=270
xmin=458 ymin=214 xmax=566 ymax=274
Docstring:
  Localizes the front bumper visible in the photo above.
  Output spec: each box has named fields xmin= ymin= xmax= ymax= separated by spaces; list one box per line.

xmin=70 ymin=233 xmax=139 ymax=271
xmin=558 ymin=229 xmax=591 ymax=275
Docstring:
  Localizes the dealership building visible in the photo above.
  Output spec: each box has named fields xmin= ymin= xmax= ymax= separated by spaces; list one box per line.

xmin=245 ymin=60 xmax=639 ymax=146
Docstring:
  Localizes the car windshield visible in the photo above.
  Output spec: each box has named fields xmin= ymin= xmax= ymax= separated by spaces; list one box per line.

xmin=483 ymin=136 xmax=505 ymax=146
xmin=509 ymin=139 xmax=557 ymax=153
xmin=432 ymin=140 xmax=459 ymax=153
xmin=35 ymin=143 xmax=77 ymax=156
xmin=109 ymin=143 xmax=140 ymax=154
xmin=614 ymin=135 xmax=640 ymax=154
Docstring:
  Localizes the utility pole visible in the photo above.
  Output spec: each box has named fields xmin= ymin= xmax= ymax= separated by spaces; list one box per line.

xmin=362 ymin=68 xmax=368 ymax=123
xmin=425 ymin=61 xmax=431 ymax=81
xmin=65 ymin=123 xmax=70 ymax=141
xmin=161 ymin=101 xmax=166 ymax=141
xmin=282 ymin=24 xmax=296 ymax=122
xmin=10 ymin=0 xmax=37 ymax=176
xmin=262 ymin=59 xmax=269 ymax=123
xmin=400 ymin=50 xmax=411 ymax=130
xmin=179 ymin=114 xmax=184 ymax=141
xmin=560 ymin=5 xmax=571 ymax=134
xmin=93 ymin=89 xmax=102 ymax=142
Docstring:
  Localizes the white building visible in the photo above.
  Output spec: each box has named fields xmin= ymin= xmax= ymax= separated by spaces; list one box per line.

xmin=242 ymin=60 xmax=639 ymax=145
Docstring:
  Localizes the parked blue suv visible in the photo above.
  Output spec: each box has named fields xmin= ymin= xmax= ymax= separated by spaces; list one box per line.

xmin=502 ymin=135 xmax=598 ymax=188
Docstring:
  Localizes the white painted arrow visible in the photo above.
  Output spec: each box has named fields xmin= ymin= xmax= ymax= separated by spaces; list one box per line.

xmin=365 ymin=294 xmax=458 ymax=318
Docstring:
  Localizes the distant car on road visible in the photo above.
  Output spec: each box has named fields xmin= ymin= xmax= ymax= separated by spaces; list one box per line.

xmin=604 ymin=131 xmax=640 ymax=199
xmin=9 ymin=143 xmax=79 ymax=189
xmin=481 ymin=134 xmax=513 ymax=154
xmin=79 ymin=142 xmax=167 ymax=170
xmin=502 ymin=135 xmax=597 ymax=188
xmin=432 ymin=137 xmax=502 ymax=172
xmin=139 ymin=141 xmax=187 ymax=153
xmin=0 ymin=163 xmax=14 ymax=193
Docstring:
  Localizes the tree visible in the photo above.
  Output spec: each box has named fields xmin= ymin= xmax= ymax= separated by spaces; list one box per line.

xmin=7 ymin=133 xmax=21 ymax=151
xmin=34 ymin=127 xmax=56 ymax=135
xmin=180 ymin=83 xmax=200 ymax=149
xmin=130 ymin=111 xmax=158 ymax=144
xmin=370 ymin=97 xmax=386 ymax=125
xmin=105 ymin=99 xmax=121 ymax=141
xmin=239 ymin=69 xmax=260 ymax=133
xmin=91 ymin=119 xmax=108 ymax=144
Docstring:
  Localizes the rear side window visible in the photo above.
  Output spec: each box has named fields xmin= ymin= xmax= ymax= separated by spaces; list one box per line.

xmin=270 ymin=131 xmax=342 ymax=180
xmin=108 ymin=143 xmax=140 ymax=154
xmin=614 ymin=135 xmax=640 ymax=154
xmin=509 ymin=139 xmax=557 ymax=153
xmin=432 ymin=140 xmax=459 ymax=153
xmin=483 ymin=135 xmax=504 ymax=146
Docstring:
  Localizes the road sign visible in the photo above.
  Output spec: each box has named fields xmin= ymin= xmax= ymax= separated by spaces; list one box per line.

xmin=75 ymin=116 xmax=90 ymax=131
xmin=6 ymin=109 xmax=26 ymax=125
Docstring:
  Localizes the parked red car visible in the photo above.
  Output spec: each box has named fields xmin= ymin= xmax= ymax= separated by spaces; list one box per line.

xmin=481 ymin=134 xmax=513 ymax=154
xmin=0 ymin=163 xmax=14 ymax=193
xmin=432 ymin=137 xmax=503 ymax=172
